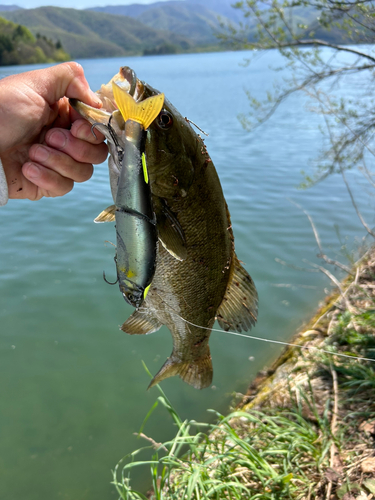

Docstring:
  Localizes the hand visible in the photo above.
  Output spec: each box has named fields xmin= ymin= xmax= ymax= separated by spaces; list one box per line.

xmin=0 ymin=62 xmax=108 ymax=201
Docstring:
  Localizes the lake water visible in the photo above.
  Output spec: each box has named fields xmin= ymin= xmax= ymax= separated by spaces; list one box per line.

xmin=0 ymin=50 xmax=374 ymax=499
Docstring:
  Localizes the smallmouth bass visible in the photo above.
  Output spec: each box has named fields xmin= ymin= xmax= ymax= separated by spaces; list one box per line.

xmin=71 ymin=66 xmax=258 ymax=390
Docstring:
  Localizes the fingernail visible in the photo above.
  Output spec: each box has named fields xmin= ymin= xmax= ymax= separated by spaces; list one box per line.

xmin=48 ymin=130 xmax=67 ymax=149
xmin=90 ymin=90 xmax=102 ymax=108
xmin=33 ymin=145 xmax=49 ymax=163
xmin=24 ymin=162 xmax=41 ymax=179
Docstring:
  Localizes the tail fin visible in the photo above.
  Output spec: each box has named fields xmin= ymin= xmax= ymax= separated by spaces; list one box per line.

xmin=112 ymin=82 xmax=164 ymax=130
xmin=148 ymin=347 xmax=213 ymax=390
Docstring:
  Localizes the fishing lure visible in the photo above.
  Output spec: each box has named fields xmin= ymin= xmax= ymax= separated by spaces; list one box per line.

xmin=110 ymin=83 xmax=164 ymax=308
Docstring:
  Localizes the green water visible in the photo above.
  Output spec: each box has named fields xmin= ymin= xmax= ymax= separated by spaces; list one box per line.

xmin=0 ymin=51 xmax=374 ymax=499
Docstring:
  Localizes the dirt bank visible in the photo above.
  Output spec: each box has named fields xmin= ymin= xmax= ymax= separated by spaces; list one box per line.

xmin=233 ymin=247 xmax=375 ymax=499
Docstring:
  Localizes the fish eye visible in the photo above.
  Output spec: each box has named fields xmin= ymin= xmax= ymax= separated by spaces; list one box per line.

xmin=157 ymin=110 xmax=173 ymax=129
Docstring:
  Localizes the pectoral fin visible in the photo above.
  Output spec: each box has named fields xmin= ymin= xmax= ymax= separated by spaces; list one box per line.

xmin=94 ymin=205 xmax=116 ymax=223
xmin=121 ymin=310 xmax=162 ymax=335
xmin=216 ymin=254 xmax=258 ymax=333
xmin=148 ymin=347 xmax=212 ymax=390
xmin=154 ymin=198 xmax=187 ymax=261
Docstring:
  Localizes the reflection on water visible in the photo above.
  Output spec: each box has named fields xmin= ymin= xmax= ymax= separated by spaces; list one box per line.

xmin=0 ymin=50 xmax=374 ymax=499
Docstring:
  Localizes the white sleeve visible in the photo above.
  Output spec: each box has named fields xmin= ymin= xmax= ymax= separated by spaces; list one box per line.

xmin=0 ymin=157 xmax=9 ymax=206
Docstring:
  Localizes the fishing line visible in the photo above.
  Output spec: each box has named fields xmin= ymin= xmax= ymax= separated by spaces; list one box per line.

xmin=137 ymin=305 xmax=375 ymax=364
xmin=175 ymin=314 xmax=375 ymax=363
xmin=184 ymin=117 xmax=209 ymax=136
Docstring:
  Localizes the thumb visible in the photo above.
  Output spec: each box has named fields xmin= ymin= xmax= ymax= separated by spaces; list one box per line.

xmin=32 ymin=61 xmax=102 ymax=108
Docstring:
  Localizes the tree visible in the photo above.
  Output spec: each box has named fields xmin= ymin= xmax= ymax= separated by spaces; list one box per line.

xmin=221 ymin=0 xmax=375 ymax=239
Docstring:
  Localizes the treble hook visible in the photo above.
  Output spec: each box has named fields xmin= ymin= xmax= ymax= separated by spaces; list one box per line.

xmin=108 ymin=116 xmax=124 ymax=164
xmin=103 ymin=270 xmax=118 ymax=285
xmin=90 ymin=122 xmax=103 ymax=141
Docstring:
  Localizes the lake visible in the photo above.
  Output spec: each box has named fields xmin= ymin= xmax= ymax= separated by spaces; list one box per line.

xmin=0 ymin=50 xmax=374 ymax=499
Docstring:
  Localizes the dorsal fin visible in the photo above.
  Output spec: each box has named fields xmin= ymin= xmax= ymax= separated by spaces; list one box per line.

xmin=216 ymin=254 xmax=258 ymax=333
xmin=112 ymin=82 xmax=164 ymax=130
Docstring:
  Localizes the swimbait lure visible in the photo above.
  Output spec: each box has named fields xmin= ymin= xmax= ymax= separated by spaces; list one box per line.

xmin=110 ymin=84 xmax=164 ymax=308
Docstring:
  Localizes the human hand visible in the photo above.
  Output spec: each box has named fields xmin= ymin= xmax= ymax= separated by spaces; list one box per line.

xmin=0 ymin=62 xmax=108 ymax=201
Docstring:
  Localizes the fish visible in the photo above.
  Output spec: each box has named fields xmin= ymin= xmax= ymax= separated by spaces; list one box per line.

xmin=70 ymin=66 xmax=258 ymax=390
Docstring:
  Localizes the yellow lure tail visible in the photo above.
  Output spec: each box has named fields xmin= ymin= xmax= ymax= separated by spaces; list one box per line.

xmin=112 ymin=82 xmax=164 ymax=130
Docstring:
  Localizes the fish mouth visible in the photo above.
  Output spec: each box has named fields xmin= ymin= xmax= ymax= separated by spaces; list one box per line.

xmin=69 ymin=66 xmax=148 ymax=120
xmin=118 ymin=67 xmax=136 ymax=96
xmin=117 ymin=66 xmax=145 ymax=102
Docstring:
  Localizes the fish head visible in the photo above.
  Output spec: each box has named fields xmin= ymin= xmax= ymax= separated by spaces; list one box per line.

xmin=70 ymin=66 xmax=202 ymax=202
xmin=110 ymin=67 xmax=198 ymax=200
xmin=141 ymin=88 xmax=198 ymax=200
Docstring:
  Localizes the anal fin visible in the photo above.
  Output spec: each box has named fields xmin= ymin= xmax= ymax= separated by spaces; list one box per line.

xmin=216 ymin=254 xmax=258 ymax=333
xmin=94 ymin=205 xmax=116 ymax=223
xmin=121 ymin=310 xmax=162 ymax=335
xmin=148 ymin=347 xmax=212 ymax=390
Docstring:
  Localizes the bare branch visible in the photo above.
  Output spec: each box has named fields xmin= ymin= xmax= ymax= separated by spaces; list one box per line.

xmin=279 ymin=39 xmax=375 ymax=64
xmin=288 ymin=198 xmax=354 ymax=274
xmin=307 ymin=261 xmax=356 ymax=313
xmin=340 ymin=166 xmax=375 ymax=239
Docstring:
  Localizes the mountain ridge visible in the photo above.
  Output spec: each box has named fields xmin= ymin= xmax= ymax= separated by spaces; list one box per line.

xmin=0 ymin=6 xmax=194 ymax=59
xmin=87 ymin=1 xmax=230 ymax=44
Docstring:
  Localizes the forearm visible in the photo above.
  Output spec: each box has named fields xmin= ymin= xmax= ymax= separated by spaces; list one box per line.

xmin=0 ymin=157 xmax=8 ymax=206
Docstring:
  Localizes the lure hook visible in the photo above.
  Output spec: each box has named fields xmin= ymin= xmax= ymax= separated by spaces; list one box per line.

xmin=90 ymin=122 xmax=104 ymax=140
xmin=107 ymin=116 xmax=124 ymax=164
xmin=103 ymin=271 xmax=118 ymax=285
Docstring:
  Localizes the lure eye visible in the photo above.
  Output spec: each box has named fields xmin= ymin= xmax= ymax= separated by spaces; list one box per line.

xmin=157 ymin=110 xmax=173 ymax=129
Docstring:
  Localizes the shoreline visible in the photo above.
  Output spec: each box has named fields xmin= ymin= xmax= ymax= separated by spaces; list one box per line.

xmin=133 ymin=246 xmax=375 ymax=499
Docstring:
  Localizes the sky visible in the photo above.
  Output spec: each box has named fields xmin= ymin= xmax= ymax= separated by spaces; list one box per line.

xmin=0 ymin=0 xmax=176 ymax=9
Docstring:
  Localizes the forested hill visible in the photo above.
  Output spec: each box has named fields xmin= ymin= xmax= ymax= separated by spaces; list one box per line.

xmin=86 ymin=1 xmax=354 ymax=47
xmin=0 ymin=16 xmax=69 ymax=66
xmin=0 ymin=7 xmax=194 ymax=59
xmin=87 ymin=1 xmax=232 ymax=44
xmin=0 ymin=1 xmax=360 ymax=64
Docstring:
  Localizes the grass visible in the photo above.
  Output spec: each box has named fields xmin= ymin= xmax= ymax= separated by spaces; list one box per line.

xmin=112 ymin=368 xmax=333 ymax=499
xmin=112 ymin=250 xmax=375 ymax=499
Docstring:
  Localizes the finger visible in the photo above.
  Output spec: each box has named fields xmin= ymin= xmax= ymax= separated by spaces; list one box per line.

xmin=45 ymin=128 xmax=108 ymax=165
xmin=50 ymin=97 xmax=72 ymax=129
xmin=22 ymin=162 xmax=74 ymax=200
xmin=28 ymin=144 xmax=94 ymax=183
xmin=32 ymin=62 xmax=102 ymax=108
xmin=70 ymin=119 xmax=106 ymax=144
